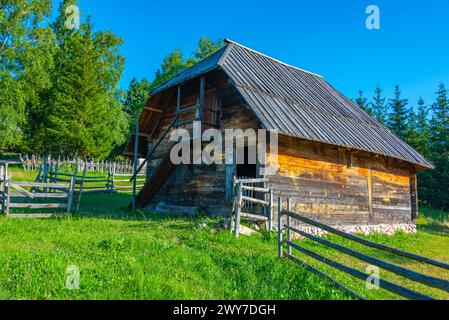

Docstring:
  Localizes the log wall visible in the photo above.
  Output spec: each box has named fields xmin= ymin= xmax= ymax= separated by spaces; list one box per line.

xmin=267 ymin=135 xmax=415 ymax=226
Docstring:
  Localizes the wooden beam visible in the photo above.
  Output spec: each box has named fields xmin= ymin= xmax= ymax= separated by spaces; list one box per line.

xmin=410 ymin=169 xmax=418 ymax=220
xmin=144 ymin=107 xmax=162 ymax=113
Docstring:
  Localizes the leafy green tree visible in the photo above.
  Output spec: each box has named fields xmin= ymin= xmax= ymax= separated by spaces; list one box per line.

xmin=370 ymin=85 xmax=388 ymax=124
xmin=388 ymin=85 xmax=409 ymax=138
xmin=33 ymin=0 xmax=128 ymax=158
xmin=123 ymin=77 xmax=151 ymax=127
xmin=152 ymin=37 xmax=224 ymax=88
xmin=0 ymin=0 xmax=54 ymax=150
xmin=188 ymin=37 xmax=224 ymax=64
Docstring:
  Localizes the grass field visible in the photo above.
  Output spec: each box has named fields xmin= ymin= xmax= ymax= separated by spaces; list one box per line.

xmin=0 ymin=167 xmax=448 ymax=300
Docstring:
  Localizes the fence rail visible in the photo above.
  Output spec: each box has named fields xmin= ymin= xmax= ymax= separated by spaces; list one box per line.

xmin=277 ymin=197 xmax=449 ymax=300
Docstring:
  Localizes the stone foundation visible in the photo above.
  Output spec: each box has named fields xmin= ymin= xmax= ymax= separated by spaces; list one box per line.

xmin=292 ymin=223 xmax=417 ymax=238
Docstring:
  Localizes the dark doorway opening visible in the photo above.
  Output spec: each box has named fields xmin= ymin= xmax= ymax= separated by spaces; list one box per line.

xmin=236 ymin=146 xmax=257 ymax=178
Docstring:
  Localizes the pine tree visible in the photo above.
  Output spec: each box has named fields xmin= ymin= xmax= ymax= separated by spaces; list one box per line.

xmin=427 ymin=83 xmax=449 ymax=210
xmin=388 ymin=85 xmax=409 ymax=139
xmin=355 ymin=90 xmax=372 ymax=115
xmin=36 ymin=0 xmax=128 ymax=158
xmin=370 ymin=85 xmax=388 ymax=124
xmin=415 ymin=98 xmax=430 ymax=157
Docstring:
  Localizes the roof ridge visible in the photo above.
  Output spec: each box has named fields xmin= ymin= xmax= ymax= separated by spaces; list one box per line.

xmin=224 ymin=39 xmax=323 ymax=78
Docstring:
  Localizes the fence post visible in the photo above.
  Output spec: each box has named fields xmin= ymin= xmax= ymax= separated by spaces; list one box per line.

xmin=66 ymin=176 xmax=75 ymax=216
xmin=75 ymin=163 xmax=87 ymax=214
xmin=0 ymin=165 xmax=4 ymax=214
xmin=111 ymin=163 xmax=116 ymax=194
xmin=278 ymin=197 xmax=283 ymax=258
xmin=287 ymin=198 xmax=292 ymax=255
xmin=269 ymin=188 xmax=274 ymax=232
xmin=132 ymin=119 xmax=139 ymax=210
xmin=5 ymin=174 xmax=11 ymax=216
xmin=234 ymin=181 xmax=243 ymax=238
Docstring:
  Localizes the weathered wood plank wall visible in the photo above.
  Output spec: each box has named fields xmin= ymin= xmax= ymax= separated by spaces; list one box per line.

xmin=266 ymin=135 xmax=414 ymax=226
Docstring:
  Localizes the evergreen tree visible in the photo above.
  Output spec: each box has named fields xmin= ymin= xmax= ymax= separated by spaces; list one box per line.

xmin=415 ymin=98 xmax=431 ymax=157
xmin=34 ymin=0 xmax=128 ymax=158
xmin=355 ymin=90 xmax=372 ymax=115
xmin=370 ymin=85 xmax=388 ymax=124
xmin=427 ymin=84 xmax=449 ymax=210
xmin=388 ymin=85 xmax=409 ymax=138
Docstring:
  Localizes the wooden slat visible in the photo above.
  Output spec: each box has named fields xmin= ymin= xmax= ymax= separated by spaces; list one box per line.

xmin=241 ymin=196 xmax=269 ymax=206
xmin=285 ymin=240 xmax=433 ymax=300
xmin=9 ymin=193 xmax=68 ymax=199
xmin=7 ymin=213 xmax=65 ymax=219
xmin=14 ymin=182 xmax=69 ymax=189
xmin=10 ymin=183 xmax=34 ymax=199
xmin=284 ymin=209 xmax=449 ymax=270
xmin=240 ymin=212 xmax=268 ymax=222
xmin=235 ymin=178 xmax=269 ymax=184
xmin=241 ymin=186 xmax=270 ymax=193
xmin=287 ymin=225 xmax=449 ymax=293
xmin=9 ymin=203 xmax=68 ymax=209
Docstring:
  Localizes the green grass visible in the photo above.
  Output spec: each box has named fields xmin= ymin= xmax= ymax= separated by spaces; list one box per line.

xmin=1 ymin=167 xmax=448 ymax=300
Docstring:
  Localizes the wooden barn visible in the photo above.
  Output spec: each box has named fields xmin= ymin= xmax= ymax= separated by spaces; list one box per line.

xmin=125 ymin=39 xmax=433 ymax=233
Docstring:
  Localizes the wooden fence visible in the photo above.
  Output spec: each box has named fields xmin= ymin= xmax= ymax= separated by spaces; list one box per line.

xmin=0 ymin=173 xmax=75 ymax=219
xmin=233 ymin=177 xmax=274 ymax=238
xmin=20 ymin=154 xmax=142 ymax=175
xmin=277 ymin=198 xmax=449 ymax=300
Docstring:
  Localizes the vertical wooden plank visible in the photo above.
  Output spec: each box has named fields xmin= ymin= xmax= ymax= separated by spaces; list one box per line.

xmin=269 ymin=188 xmax=274 ymax=231
xmin=132 ymin=120 xmax=139 ymax=210
xmin=287 ymin=198 xmax=292 ymax=255
xmin=278 ymin=197 xmax=283 ymax=258
xmin=176 ymin=85 xmax=181 ymax=128
xmin=367 ymin=158 xmax=373 ymax=216
xmin=75 ymin=163 xmax=87 ymax=214
xmin=146 ymin=138 xmax=154 ymax=183
xmin=234 ymin=181 xmax=243 ymax=238
xmin=197 ymin=76 xmax=205 ymax=121
xmin=0 ymin=165 xmax=4 ymax=214
xmin=410 ymin=168 xmax=418 ymax=220
xmin=66 ymin=176 xmax=75 ymax=216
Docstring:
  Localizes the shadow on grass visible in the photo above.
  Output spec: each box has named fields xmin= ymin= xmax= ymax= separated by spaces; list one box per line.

xmin=418 ymin=221 xmax=449 ymax=237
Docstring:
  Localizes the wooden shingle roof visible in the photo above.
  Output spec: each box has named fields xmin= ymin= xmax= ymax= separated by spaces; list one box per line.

xmin=149 ymin=39 xmax=433 ymax=169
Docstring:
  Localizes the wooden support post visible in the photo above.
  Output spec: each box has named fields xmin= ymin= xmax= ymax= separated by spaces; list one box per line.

xmin=75 ymin=163 xmax=87 ymax=214
xmin=146 ymin=138 xmax=153 ymax=183
xmin=234 ymin=181 xmax=243 ymax=238
xmin=268 ymin=188 xmax=274 ymax=232
xmin=197 ymin=76 xmax=205 ymax=121
xmin=0 ymin=165 xmax=4 ymax=214
xmin=66 ymin=176 xmax=75 ymax=216
xmin=43 ymin=157 xmax=48 ymax=193
xmin=367 ymin=158 xmax=373 ymax=216
xmin=111 ymin=163 xmax=116 ymax=194
xmin=176 ymin=85 xmax=181 ymax=127
xmin=287 ymin=198 xmax=292 ymax=255
xmin=5 ymin=174 xmax=11 ymax=216
xmin=410 ymin=169 xmax=418 ymax=220
xmin=278 ymin=197 xmax=283 ymax=258
xmin=132 ymin=120 xmax=139 ymax=210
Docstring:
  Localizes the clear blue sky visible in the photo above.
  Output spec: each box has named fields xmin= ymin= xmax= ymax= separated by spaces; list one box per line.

xmin=71 ymin=0 xmax=449 ymax=108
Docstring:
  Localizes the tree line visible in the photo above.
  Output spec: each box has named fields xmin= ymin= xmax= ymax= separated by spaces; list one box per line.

xmin=0 ymin=0 xmax=223 ymax=159
xmin=355 ymin=84 xmax=449 ymax=211
xmin=2 ymin=1 xmax=447 ymax=211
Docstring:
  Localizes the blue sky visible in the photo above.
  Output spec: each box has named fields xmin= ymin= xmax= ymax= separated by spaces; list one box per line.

xmin=70 ymin=0 xmax=449 ymax=108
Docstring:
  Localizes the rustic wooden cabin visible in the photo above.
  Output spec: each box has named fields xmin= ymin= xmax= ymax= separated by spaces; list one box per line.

xmin=125 ymin=39 xmax=433 ymax=233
